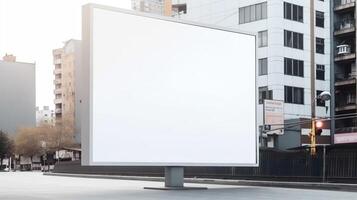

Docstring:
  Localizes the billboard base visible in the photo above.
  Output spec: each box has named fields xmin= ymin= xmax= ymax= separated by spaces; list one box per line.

xmin=144 ymin=167 xmax=207 ymax=190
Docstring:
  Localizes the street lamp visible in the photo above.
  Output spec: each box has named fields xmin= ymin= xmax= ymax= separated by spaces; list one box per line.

xmin=317 ymin=91 xmax=331 ymax=101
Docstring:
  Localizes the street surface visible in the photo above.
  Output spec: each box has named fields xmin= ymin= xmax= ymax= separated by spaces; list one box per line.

xmin=0 ymin=172 xmax=357 ymax=200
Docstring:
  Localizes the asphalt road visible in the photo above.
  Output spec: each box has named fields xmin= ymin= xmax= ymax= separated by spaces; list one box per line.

xmin=1 ymin=172 xmax=357 ymax=200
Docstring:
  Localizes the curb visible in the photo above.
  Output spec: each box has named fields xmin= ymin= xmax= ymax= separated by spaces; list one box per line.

xmin=43 ymin=173 xmax=357 ymax=192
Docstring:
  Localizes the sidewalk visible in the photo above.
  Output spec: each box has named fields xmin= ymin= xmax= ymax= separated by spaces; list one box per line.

xmin=44 ymin=173 xmax=357 ymax=192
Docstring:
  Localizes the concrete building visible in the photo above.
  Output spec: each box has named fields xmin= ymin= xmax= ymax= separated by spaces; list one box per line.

xmin=36 ymin=106 xmax=55 ymax=126
xmin=132 ymin=0 xmax=187 ymax=17
xmin=132 ymin=0 xmax=332 ymax=149
xmin=53 ymin=39 xmax=81 ymax=143
xmin=331 ymin=0 xmax=357 ymax=144
xmin=0 ymin=55 xmax=36 ymax=134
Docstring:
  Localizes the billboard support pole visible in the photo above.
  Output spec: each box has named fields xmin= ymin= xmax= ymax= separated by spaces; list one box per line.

xmin=165 ymin=167 xmax=184 ymax=188
xmin=144 ymin=167 xmax=207 ymax=190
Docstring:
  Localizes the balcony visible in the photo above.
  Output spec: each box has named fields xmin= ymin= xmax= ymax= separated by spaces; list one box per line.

xmin=53 ymin=58 xmax=61 ymax=65
xmin=336 ymin=127 xmax=357 ymax=134
xmin=335 ymin=94 xmax=357 ymax=111
xmin=53 ymin=79 xmax=61 ymax=84
xmin=54 ymin=88 xmax=62 ymax=94
xmin=335 ymin=72 xmax=357 ymax=86
xmin=53 ymin=68 xmax=62 ymax=75
xmin=335 ymin=44 xmax=356 ymax=62
xmin=55 ymin=108 xmax=62 ymax=114
xmin=335 ymin=78 xmax=356 ymax=86
xmin=334 ymin=19 xmax=355 ymax=36
xmin=334 ymin=0 xmax=355 ymax=12
xmin=54 ymin=98 xmax=62 ymax=104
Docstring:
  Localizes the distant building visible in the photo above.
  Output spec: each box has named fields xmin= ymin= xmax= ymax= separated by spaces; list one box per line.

xmin=132 ymin=0 xmax=186 ymax=17
xmin=2 ymin=54 xmax=16 ymax=62
xmin=53 ymin=39 xmax=81 ymax=143
xmin=0 ymin=54 xmax=36 ymax=134
xmin=36 ymin=106 xmax=55 ymax=126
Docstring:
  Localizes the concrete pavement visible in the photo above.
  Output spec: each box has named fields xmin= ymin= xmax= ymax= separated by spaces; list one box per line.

xmin=1 ymin=172 xmax=357 ymax=200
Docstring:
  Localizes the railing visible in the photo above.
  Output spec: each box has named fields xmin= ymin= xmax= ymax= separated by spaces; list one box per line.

xmin=336 ymin=127 xmax=357 ymax=133
xmin=335 ymin=18 xmax=355 ymax=32
xmin=335 ymin=0 xmax=356 ymax=7
xmin=335 ymin=71 xmax=357 ymax=82
xmin=54 ymin=148 xmax=357 ymax=182
xmin=336 ymin=94 xmax=356 ymax=107
xmin=335 ymin=43 xmax=355 ymax=60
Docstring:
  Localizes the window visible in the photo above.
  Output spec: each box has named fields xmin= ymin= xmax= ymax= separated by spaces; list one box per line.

xmin=284 ymin=2 xmax=303 ymax=22
xmin=284 ymin=58 xmax=304 ymax=77
xmin=258 ymin=30 xmax=268 ymax=47
xmin=172 ymin=3 xmax=187 ymax=15
xmin=316 ymin=64 xmax=325 ymax=80
xmin=316 ymin=38 xmax=325 ymax=54
xmin=259 ymin=58 xmax=268 ymax=75
xmin=284 ymin=30 xmax=303 ymax=49
xmin=284 ymin=86 xmax=304 ymax=104
xmin=316 ymin=11 xmax=324 ymax=28
xmin=259 ymin=86 xmax=273 ymax=104
xmin=316 ymin=91 xmax=326 ymax=107
xmin=239 ymin=2 xmax=267 ymax=24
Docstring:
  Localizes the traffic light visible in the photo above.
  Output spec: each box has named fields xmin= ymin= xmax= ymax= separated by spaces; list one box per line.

xmin=315 ymin=120 xmax=323 ymax=136
xmin=310 ymin=120 xmax=323 ymax=156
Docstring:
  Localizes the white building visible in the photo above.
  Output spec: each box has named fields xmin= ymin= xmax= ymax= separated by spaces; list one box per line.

xmin=36 ymin=106 xmax=55 ymax=126
xmin=133 ymin=0 xmax=331 ymax=149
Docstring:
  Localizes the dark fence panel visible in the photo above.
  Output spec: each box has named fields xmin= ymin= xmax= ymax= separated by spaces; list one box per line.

xmin=54 ymin=146 xmax=357 ymax=183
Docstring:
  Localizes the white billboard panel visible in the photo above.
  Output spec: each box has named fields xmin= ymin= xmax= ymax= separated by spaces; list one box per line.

xmin=81 ymin=4 xmax=257 ymax=166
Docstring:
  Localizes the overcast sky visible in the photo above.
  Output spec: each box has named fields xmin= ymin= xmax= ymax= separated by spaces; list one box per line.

xmin=0 ymin=0 xmax=131 ymax=109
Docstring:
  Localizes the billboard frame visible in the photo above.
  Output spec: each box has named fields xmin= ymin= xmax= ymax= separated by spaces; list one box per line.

xmin=81 ymin=3 xmax=258 ymax=167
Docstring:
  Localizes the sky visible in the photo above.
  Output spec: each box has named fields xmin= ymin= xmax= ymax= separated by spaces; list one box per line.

xmin=0 ymin=0 xmax=131 ymax=109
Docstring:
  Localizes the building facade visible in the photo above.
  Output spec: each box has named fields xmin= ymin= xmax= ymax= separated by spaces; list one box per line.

xmin=132 ymin=0 xmax=187 ymax=17
xmin=331 ymin=0 xmax=357 ymax=144
xmin=0 ymin=55 xmax=36 ymax=134
xmin=36 ymin=106 xmax=55 ymax=126
xmin=53 ymin=39 xmax=81 ymax=143
xmin=132 ymin=0 xmax=332 ymax=149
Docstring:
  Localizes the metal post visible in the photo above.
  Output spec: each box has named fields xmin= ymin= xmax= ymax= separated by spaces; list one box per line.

xmin=310 ymin=0 xmax=316 ymax=156
xmin=322 ymin=145 xmax=326 ymax=182
xmin=165 ymin=167 xmax=184 ymax=188
xmin=144 ymin=167 xmax=207 ymax=190
xmin=9 ymin=157 xmax=11 ymax=172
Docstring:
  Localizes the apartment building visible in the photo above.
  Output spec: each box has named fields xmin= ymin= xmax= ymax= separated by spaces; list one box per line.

xmin=0 ymin=54 xmax=36 ymax=134
xmin=53 ymin=39 xmax=81 ymax=143
xmin=36 ymin=106 xmax=55 ymax=126
xmin=132 ymin=0 xmax=332 ymax=149
xmin=332 ymin=0 xmax=357 ymax=144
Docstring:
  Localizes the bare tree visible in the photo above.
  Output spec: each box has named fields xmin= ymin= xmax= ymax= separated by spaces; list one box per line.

xmin=14 ymin=128 xmax=43 ymax=165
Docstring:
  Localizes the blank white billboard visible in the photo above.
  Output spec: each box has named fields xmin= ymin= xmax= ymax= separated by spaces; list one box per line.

xmin=81 ymin=4 xmax=257 ymax=166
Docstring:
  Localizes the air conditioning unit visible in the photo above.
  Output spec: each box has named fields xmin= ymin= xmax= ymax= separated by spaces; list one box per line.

xmin=337 ymin=44 xmax=351 ymax=55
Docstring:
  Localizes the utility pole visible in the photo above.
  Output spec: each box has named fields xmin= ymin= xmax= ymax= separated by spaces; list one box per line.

xmin=310 ymin=0 xmax=317 ymax=156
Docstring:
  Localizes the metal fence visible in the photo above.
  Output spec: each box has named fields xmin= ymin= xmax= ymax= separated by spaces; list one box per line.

xmin=185 ymin=146 xmax=357 ymax=183
xmin=54 ymin=146 xmax=357 ymax=183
